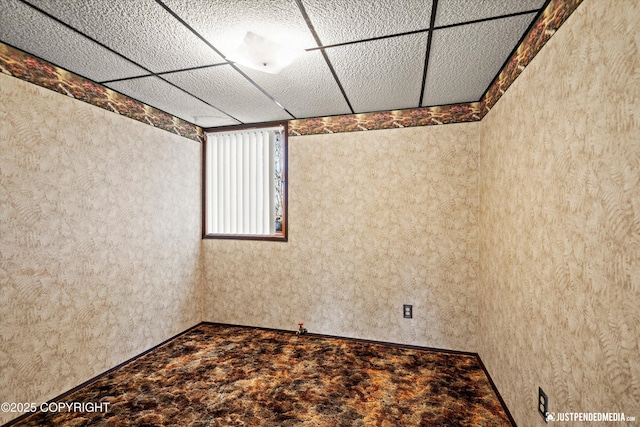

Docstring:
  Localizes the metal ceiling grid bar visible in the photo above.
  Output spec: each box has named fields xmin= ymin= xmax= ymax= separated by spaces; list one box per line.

xmin=17 ymin=0 xmax=242 ymax=124
xmin=305 ymin=28 xmax=429 ymax=52
xmin=295 ymin=0 xmax=355 ymax=115
xmin=101 ymin=63 xmax=229 ymax=85
xmin=478 ymin=0 xmax=550 ymax=103
xmin=156 ymin=62 xmax=229 ymax=76
xmin=154 ymin=0 xmax=296 ymax=120
xmin=434 ymin=8 xmax=544 ymax=32
xmin=418 ymin=0 xmax=438 ymax=107
xmin=99 ymin=75 xmax=154 ymax=84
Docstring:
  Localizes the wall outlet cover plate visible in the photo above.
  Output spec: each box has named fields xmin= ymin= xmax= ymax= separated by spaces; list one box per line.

xmin=403 ymin=304 xmax=413 ymax=319
xmin=538 ymin=387 xmax=548 ymax=422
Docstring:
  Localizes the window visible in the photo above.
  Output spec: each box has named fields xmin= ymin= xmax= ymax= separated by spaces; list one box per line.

xmin=203 ymin=122 xmax=287 ymax=241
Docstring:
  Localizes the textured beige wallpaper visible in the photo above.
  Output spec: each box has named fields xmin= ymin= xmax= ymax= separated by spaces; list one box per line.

xmin=478 ymin=0 xmax=640 ymax=425
xmin=0 ymin=73 xmax=202 ymax=425
xmin=202 ymin=124 xmax=479 ymax=352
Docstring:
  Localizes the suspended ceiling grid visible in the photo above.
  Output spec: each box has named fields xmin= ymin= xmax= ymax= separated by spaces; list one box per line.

xmin=0 ymin=0 xmax=547 ymax=129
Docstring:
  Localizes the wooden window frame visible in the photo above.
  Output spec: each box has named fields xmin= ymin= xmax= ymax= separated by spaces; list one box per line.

xmin=202 ymin=121 xmax=288 ymax=241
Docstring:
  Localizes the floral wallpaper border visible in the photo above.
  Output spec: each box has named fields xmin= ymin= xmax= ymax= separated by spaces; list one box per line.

xmin=288 ymin=103 xmax=481 ymax=136
xmin=0 ymin=0 xmax=581 ymax=139
xmin=0 ymin=43 xmax=203 ymax=143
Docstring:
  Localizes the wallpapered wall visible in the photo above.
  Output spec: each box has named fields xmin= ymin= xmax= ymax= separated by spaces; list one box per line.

xmin=202 ymin=123 xmax=480 ymax=352
xmin=478 ymin=0 xmax=639 ymax=425
xmin=0 ymin=73 xmax=202 ymax=425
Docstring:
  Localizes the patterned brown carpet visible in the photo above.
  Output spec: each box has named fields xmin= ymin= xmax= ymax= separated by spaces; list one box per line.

xmin=8 ymin=324 xmax=514 ymax=426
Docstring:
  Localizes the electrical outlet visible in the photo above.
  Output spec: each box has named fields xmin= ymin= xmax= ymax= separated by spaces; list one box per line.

xmin=538 ymin=387 xmax=548 ymax=422
xmin=403 ymin=304 xmax=413 ymax=319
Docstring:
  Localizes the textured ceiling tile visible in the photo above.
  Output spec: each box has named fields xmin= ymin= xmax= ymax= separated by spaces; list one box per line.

xmin=238 ymin=50 xmax=351 ymax=119
xmin=163 ymin=0 xmax=316 ymax=56
xmin=304 ymin=0 xmax=432 ymax=46
xmin=26 ymin=0 xmax=225 ymax=73
xmin=0 ymin=0 xmax=146 ymax=82
xmin=106 ymin=76 xmax=238 ymax=128
xmin=162 ymin=65 xmax=293 ymax=124
xmin=435 ymin=0 xmax=545 ymax=27
xmin=327 ymin=33 xmax=428 ymax=113
xmin=422 ymin=13 xmax=536 ymax=106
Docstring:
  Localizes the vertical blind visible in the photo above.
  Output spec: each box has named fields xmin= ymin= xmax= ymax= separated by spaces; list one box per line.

xmin=205 ymin=127 xmax=279 ymax=235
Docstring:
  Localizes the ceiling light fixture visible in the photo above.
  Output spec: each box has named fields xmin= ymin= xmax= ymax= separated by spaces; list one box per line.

xmin=228 ymin=31 xmax=304 ymax=74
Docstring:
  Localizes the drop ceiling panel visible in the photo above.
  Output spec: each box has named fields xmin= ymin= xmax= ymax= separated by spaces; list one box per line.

xmin=162 ymin=65 xmax=293 ymax=124
xmin=162 ymin=0 xmax=317 ymax=56
xmin=422 ymin=13 xmax=537 ymax=106
xmin=0 ymin=0 xmax=146 ymax=82
xmin=26 ymin=0 xmax=225 ymax=73
xmin=302 ymin=0 xmax=431 ymax=46
xmin=304 ymin=0 xmax=432 ymax=46
xmin=327 ymin=33 xmax=427 ymax=113
xmin=238 ymin=50 xmax=351 ymax=119
xmin=435 ymin=0 xmax=545 ymax=27
xmin=106 ymin=76 xmax=238 ymax=128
